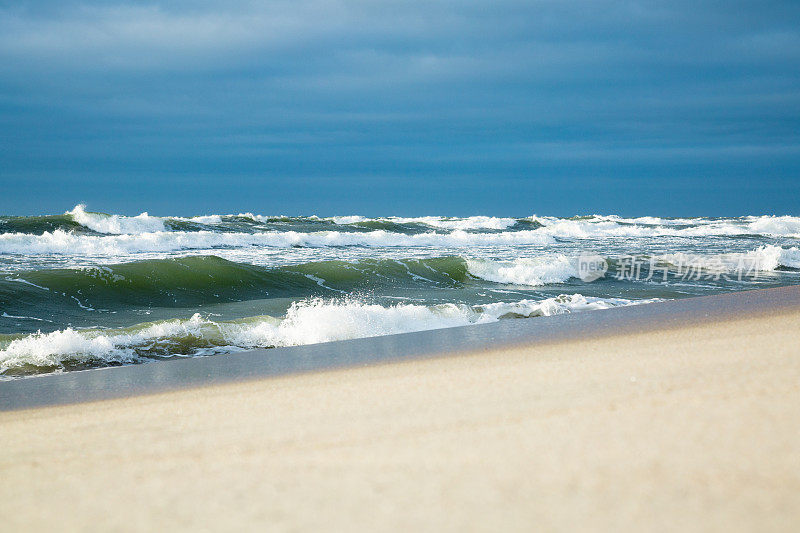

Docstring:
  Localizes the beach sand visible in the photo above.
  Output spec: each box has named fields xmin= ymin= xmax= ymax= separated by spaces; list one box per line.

xmin=1 ymin=297 xmax=799 ymax=531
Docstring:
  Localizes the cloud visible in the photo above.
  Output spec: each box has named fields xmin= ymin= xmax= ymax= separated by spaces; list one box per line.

xmin=0 ymin=0 xmax=799 ymax=215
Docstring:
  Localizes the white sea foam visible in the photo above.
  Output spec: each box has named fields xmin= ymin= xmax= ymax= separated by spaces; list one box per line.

xmin=657 ymin=245 xmax=800 ymax=273
xmin=67 ymin=204 xmax=166 ymax=234
xmin=172 ymin=213 xmax=519 ymax=230
xmin=234 ymin=213 xmax=317 ymax=223
xmin=329 ymin=215 xmax=368 ymax=225
xmin=531 ymin=217 xmax=737 ymax=238
xmin=466 ymin=256 xmax=578 ymax=286
xmin=187 ymin=213 xmax=800 ymax=238
xmin=477 ymin=294 xmax=657 ymax=317
xmin=744 ymin=216 xmax=800 ymax=237
xmin=52 ymin=207 xmax=800 ymax=240
xmin=463 ymin=246 xmax=800 ymax=288
xmin=572 ymin=215 xmax=723 ymax=226
xmin=223 ymin=299 xmax=487 ymax=348
xmin=519 ymin=215 xmax=800 ymax=239
xmin=776 ymin=246 xmax=800 ymax=269
xmin=192 ymin=213 xmax=800 ymax=237
xmin=181 ymin=214 xmax=223 ymax=225
xmin=0 ymin=295 xmax=647 ymax=373
xmin=0 ymin=228 xmax=555 ymax=255
xmin=329 ymin=215 xmax=519 ymax=230
xmin=0 ymin=314 xmax=218 ymax=371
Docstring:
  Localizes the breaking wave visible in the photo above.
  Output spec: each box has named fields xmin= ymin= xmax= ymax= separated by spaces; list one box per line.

xmin=0 ymin=228 xmax=556 ymax=255
xmin=3 ymin=246 xmax=796 ymax=319
xmin=3 ymin=207 xmax=800 ymax=241
xmin=465 ymin=256 xmax=578 ymax=286
xmin=66 ymin=205 xmax=166 ymax=234
xmin=2 ymin=206 xmax=798 ymax=378
xmin=0 ymin=294 xmax=652 ymax=376
xmin=654 ymin=245 xmax=800 ymax=274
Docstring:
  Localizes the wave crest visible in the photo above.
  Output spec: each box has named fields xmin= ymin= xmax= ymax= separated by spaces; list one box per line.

xmin=67 ymin=205 xmax=166 ymax=234
xmin=656 ymin=245 xmax=800 ymax=274
xmin=466 ymin=256 xmax=577 ymax=286
xmin=0 ymin=228 xmax=556 ymax=255
xmin=0 ymin=294 xmax=651 ymax=376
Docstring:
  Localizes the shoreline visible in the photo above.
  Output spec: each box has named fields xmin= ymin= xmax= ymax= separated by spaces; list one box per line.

xmin=1 ymin=285 xmax=799 ymax=411
xmin=1 ymin=285 xmax=799 ymax=530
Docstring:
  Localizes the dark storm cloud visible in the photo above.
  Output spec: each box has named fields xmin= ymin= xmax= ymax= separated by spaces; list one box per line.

xmin=0 ymin=0 xmax=798 ymax=215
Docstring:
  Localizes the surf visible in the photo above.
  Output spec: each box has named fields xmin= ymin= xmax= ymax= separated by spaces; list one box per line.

xmin=0 ymin=294 xmax=653 ymax=377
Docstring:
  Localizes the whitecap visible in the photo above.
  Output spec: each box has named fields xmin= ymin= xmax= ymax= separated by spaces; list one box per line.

xmin=67 ymin=204 xmax=165 ymax=234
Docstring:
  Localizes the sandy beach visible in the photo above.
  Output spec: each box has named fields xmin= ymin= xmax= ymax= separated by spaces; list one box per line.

xmin=3 ymin=0 xmax=799 ymax=530
xmin=2 ymin=290 xmax=799 ymax=531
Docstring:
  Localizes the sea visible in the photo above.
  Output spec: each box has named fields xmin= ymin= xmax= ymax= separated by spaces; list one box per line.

xmin=1 ymin=205 xmax=798 ymax=377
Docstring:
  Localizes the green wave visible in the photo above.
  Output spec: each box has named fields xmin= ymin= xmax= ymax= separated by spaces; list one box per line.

xmin=1 ymin=210 xmax=543 ymax=236
xmin=349 ymin=220 xmax=437 ymax=234
xmin=0 ymin=215 xmax=96 ymax=235
xmin=1 ymin=255 xmax=470 ymax=313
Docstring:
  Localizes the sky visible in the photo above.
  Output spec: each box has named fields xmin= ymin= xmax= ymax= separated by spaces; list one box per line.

xmin=1 ymin=0 xmax=799 ymax=216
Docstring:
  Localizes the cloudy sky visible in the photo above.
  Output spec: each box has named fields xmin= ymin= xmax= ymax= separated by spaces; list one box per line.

xmin=1 ymin=0 xmax=798 ymax=215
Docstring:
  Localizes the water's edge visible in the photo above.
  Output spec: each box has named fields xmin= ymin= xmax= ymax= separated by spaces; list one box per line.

xmin=2 ymin=285 xmax=797 ymax=411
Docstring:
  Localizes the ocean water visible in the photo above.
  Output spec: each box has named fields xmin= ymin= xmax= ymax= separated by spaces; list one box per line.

xmin=1 ymin=205 xmax=798 ymax=377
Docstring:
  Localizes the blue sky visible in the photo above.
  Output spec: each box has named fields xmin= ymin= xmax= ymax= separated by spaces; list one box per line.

xmin=1 ymin=0 xmax=799 ymax=216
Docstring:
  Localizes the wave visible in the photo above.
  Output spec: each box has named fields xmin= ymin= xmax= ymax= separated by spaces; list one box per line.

xmin=0 ymin=228 xmax=556 ymax=255
xmin=461 ymin=246 xmax=800 ymax=288
xmin=315 ymin=214 xmax=800 ymax=238
xmin=0 ymin=256 xmax=470 ymax=313
xmin=4 ymin=206 xmax=800 ymax=240
xmin=173 ymin=212 xmax=800 ymax=237
xmin=551 ymin=214 xmax=800 ymax=235
xmin=0 ymin=294 xmax=653 ymax=376
xmin=470 ymin=246 xmax=800 ymax=286
xmin=329 ymin=215 xmax=523 ymax=231
xmin=180 ymin=213 xmax=530 ymax=232
xmin=744 ymin=216 xmax=800 ymax=237
xmin=3 ymin=246 xmax=796 ymax=318
xmin=465 ymin=256 xmax=577 ymax=286
xmin=0 ymin=214 xmax=90 ymax=235
xmin=654 ymin=245 xmax=800 ymax=275
xmin=529 ymin=215 xmax=800 ymax=238
xmin=31 ymin=208 xmax=534 ymax=236
xmin=7 ymin=219 xmax=795 ymax=257
xmin=66 ymin=205 xmax=167 ymax=234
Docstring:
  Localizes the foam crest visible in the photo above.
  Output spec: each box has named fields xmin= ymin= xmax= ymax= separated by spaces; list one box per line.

xmin=330 ymin=215 xmax=519 ymax=230
xmin=0 ymin=228 xmax=555 ymax=255
xmin=466 ymin=256 xmax=577 ymax=286
xmin=0 ymin=295 xmax=646 ymax=375
xmin=777 ymin=246 xmax=800 ymax=269
xmin=745 ymin=216 xmax=800 ymax=237
xmin=11 ymin=209 xmax=800 ymax=241
xmin=181 ymin=214 xmax=223 ymax=225
xmin=657 ymin=245 xmax=800 ymax=273
xmin=532 ymin=217 xmax=743 ymax=238
xmin=223 ymin=299 xmax=485 ymax=348
xmin=330 ymin=215 xmax=367 ymax=225
xmin=67 ymin=205 xmax=165 ymax=234
xmin=532 ymin=215 xmax=800 ymax=238
xmin=477 ymin=294 xmax=657 ymax=317
xmin=0 ymin=314 xmax=223 ymax=373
